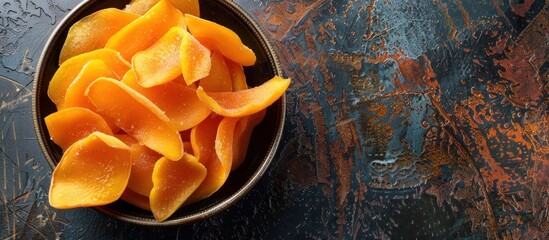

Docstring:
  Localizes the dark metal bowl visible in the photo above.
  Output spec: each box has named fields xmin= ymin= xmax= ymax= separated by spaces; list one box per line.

xmin=32 ymin=0 xmax=284 ymax=226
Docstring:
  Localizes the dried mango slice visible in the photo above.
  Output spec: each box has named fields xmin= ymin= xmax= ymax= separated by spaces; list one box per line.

xmin=185 ymin=14 xmax=256 ymax=66
xmin=106 ymin=0 xmax=185 ymax=61
xmin=59 ymin=8 xmax=139 ymax=64
xmin=64 ymin=60 xmax=118 ymax=110
xmin=124 ymin=0 xmax=158 ymax=15
xmin=44 ymin=107 xmax=113 ymax=150
xmin=150 ymin=154 xmax=206 ymax=221
xmin=232 ymin=109 xmax=266 ymax=171
xmin=86 ymin=78 xmax=184 ymax=160
xmin=180 ymin=29 xmax=211 ymax=85
xmin=215 ymin=117 xmax=239 ymax=171
xmin=199 ymin=51 xmax=232 ymax=92
xmin=48 ymin=48 xmax=130 ymax=109
xmin=125 ymin=0 xmax=199 ymax=17
xmin=122 ymin=69 xmax=211 ymax=131
xmin=127 ymin=144 xmax=161 ymax=196
xmin=120 ymin=188 xmax=151 ymax=211
xmin=187 ymin=115 xmax=228 ymax=203
xmin=49 ymin=132 xmax=131 ymax=208
xmin=115 ymin=133 xmax=138 ymax=146
xmin=196 ymin=76 xmax=290 ymax=117
xmin=226 ymin=58 xmax=247 ymax=91
xmin=133 ymin=27 xmax=185 ymax=88
xmin=169 ymin=0 xmax=200 ymax=17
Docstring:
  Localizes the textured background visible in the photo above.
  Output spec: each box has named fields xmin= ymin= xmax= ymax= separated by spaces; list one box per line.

xmin=1 ymin=0 xmax=548 ymax=239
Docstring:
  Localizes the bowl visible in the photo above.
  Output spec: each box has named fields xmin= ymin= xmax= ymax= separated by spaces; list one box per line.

xmin=32 ymin=0 xmax=284 ymax=226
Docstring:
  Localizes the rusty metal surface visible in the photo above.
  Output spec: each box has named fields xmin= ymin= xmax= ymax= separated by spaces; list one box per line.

xmin=1 ymin=0 xmax=547 ymax=239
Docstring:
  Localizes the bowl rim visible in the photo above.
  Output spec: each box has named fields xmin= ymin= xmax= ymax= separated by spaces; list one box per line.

xmin=32 ymin=0 xmax=285 ymax=226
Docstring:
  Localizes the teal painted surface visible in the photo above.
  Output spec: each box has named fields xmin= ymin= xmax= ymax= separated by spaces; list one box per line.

xmin=1 ymin=0 xmax=547 ymax=239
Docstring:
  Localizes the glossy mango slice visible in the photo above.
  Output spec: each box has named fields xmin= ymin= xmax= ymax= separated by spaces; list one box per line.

xmin=187 ymin=115 xmax=227 ymax=203
xmin=133 ymin=27 xmax=185 ymax=88
xmin=120 ymin=188 xmax=151 ymax=211
xmin=86 ymin=78 xmax=184 ymax=160
xmin=185 ymin=14 xmax=256 ymax=66
xmin=114 ymin=133 xmax=138 ymax=146
xmin=64 ymin=60 xmax=118 ymax=110
xmin=226 ymin=58 xmax=247 ymax=91
xmin=106 ymin=0 xmax=185 ymax=61
xmin=59 ymin=8 xmax=139 ymax=64
xmin=196 ymin=76 xmax=290 ymax=117
xmin=125 ymin=0 xmax=199 ymax=17
xmin=127 ymin=144 xmax=162 ymax=196
xmin=150 ymin=154 xmax=206 ymax=221
xmin=180 ymin=29 xmax=211 ymax=85
xmin=44 ymin=107 xmax=113 ymax=150
xmin=199 ymin=51 xmax=232 ymax=92
xmin=48 ymin=48 xmax=130 ymax=109
xmin=215 ymin=117 xmax=239 ymax=171
xmin=232 ymin=109 xmax=266 ymax=171
xmin=49 ymin=132 xmax=131 ymax=208
xmin=122 ymin=69 xmax=211 ymax=131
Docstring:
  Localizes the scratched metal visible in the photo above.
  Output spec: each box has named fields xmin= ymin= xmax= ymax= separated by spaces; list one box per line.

xmin=1 ymin=0 xmax=547 ymax=239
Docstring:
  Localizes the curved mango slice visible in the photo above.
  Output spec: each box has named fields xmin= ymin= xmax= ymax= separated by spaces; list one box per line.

xmin=187 ymin=115 xmax=228 ymax=203
xmin=125 ymin=0 xmax=199 ymax=17
xmin=64 ymin=59 xmax=118 ymax=110
xmin=106 ymin=0 xmax=185 ymax=61
xmin=48 ymin=48 xmax=130 ymax=109
xmin=59 ymin=8 xmax=139 ymax=64
xmin=215 ymin=117 xmax=239 ymax=171
xmin=120 ymin=188 xmax=151 ymax=211
xmin=185 ymin=14 xmax=256 ymax=66
xmin=226 ymin=58 xmax=247 ymax=91
xmin=199 ymin=51 xmax=232 ymax=92
xmin=86 ymin=78 xmax=184 ymax=160
xmin=49 ymin=132 xmax=131 ymax=208
xmin=232 ymin=109 xmax=266 ymax=171
xmin=114 ymin=133 xmax=138 ymax=146
xmin=180 ymin=29 xmax=211 ymax=85
xmin=133 ymin=27 xmax=185 ymax=88
xmin=196 ymin=76 xmax=290 ymax=117
xmin=127 ymin=144 xmax=162 ymax=196
xmin=122 ymin=69 xmax=211 ymax=131
xmin=44 ymin=107 xmax=113 ymax=150
xmin=150 ymin=154 xmax=206 ymax=221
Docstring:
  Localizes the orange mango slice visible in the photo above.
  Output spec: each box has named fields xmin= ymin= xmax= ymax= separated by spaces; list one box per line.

xmin=196 ymin=76 xmax=290 ymax=117
xmin=215 ymin=117 xmax=239 ymax=171
xmin=127 ymin=144 xmax=162 ymax=196
xmin=199 ymin=51 xmax=232 ymax=92
xmin=106 ymin=0 xmax=185 ymax=61
xmin=150 ymin=154 xmax=206 ymax=221
xmin=86 ymin=78 xmax=184 ymax=160
xmin=133 ymin=27 xmax=185 ymax=88
xmin=125 ymin=0 xmax=199 ymax=17
xmin=120 ymin=188 xmax=151 ymax=211
xmin=44 ymin=107 xmax=113 ymax=150
xmin=226 ymin=58 xmax=247 ymax=91
xmin=59 ymin=8 xmax=139 ymax=64
xmin=232 ymin=109 xmax=266 ymax=171
xmin=63 ymin=59 xmax=118 ymax=110
xmin=48 ymin=48 xmax=130 ymax=109
xmin=49 ymin=132 xmax=131 ymax=208
xmin=185 ymin=14 xmax=256 ymax=66
xmin=187 ymin=115 xmax=228 ymax=203
xmin=124 ymin=0 xmax=158 ymax=15
xmin=114 ymin=133 xmax=139 ymax=146
xmin=180 ymin=29 xmax=211 ymax=85
xmin=122 ymin=69 xmax=211 ymax=131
